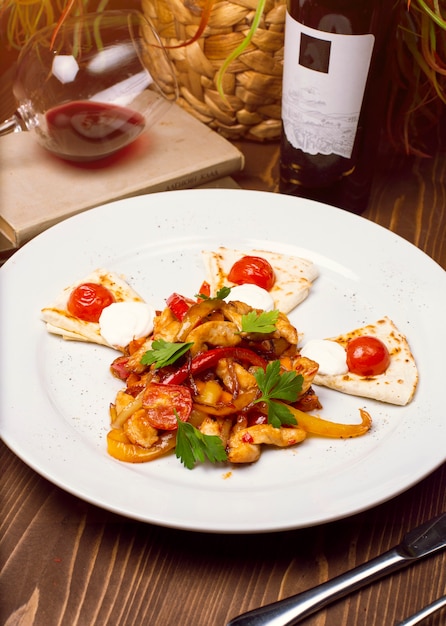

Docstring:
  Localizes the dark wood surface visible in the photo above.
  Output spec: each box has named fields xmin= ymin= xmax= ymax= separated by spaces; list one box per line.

xmin=231 ymin=138 xmax=446 ymax=271
xmin=1 ymin=134 xmax=445 ymax=626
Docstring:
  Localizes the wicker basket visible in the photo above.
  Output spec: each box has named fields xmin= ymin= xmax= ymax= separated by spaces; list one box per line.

xmin=141 ymin=0 xmax=285 ymax=140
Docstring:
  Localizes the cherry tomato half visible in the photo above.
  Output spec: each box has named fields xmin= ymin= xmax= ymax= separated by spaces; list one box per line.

xmin=67 ymin=282 xmax=115 ymax=323
xmin=142 ymin=382 xmax=192 ymax=430
xmin=346 ymin=336 xmax=390 ymax=376
xmin=228 ymin=256 xmax=275 ymax=291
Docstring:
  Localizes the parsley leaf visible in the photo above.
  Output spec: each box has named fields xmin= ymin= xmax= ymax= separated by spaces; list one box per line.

xmin=195 ymin=286 xmax=232 ymax=300
xmin=175 ymin=416 xmax=228 ymax=469
xmin=266 ymin=401 xmax=298 ymax=429
xmin=254 ymin=360 xmax=303 ymax=428
xmin=140 ymin=339 xmax=193 ymax=369
xmin=216 ymin=286 xmax=232 ymax=300
xmin=241 ymin=309 xmax=279 ymax=334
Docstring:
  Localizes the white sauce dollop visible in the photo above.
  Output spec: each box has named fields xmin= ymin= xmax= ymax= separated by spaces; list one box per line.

xmin=300 ymin=339 xmax=348 ymax=376
xmin=99 ymin=301 xmax=156 ymax=347
xmin=225 ymin=284 xmax=275 ymax=311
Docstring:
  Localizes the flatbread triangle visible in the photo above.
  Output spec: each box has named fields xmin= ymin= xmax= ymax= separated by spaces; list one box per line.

xmin=202 ymin=247 xmax=319 ymax=314
xmin=311 ymin=317 xmax=418 ymax=406
xmin=41 ymin=268 xmax=145 ymax=346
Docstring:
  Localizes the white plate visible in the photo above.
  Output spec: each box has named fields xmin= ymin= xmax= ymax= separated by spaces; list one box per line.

xmin=1 ymin=189 xmax=445 ymax=533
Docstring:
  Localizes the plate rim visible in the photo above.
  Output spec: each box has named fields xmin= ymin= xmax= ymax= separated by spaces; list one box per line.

xmin=1 ymin=188 xmax=445 ymax=533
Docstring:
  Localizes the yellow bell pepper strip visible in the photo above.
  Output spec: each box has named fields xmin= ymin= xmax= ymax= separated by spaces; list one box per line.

xmin=285 ymin=405 xmax=372 ymax=438
xmin=175 ymin=298 xmax=226 ymax=341
xmin=110 ymin=391 xmax=143 ymax=429
xmin=193 ymin=388 xmax=259 ymax=416
xmin=107 ymin=428 xmax=176 ymax=463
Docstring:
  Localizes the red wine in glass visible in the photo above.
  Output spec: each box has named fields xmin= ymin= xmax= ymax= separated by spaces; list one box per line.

xmin=45 ymin=100 xmax=146 ymax=161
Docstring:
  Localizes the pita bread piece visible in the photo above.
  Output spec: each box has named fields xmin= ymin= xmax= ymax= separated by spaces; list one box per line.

xmin=202 ymin=247 xmax=319 ymax=314
xmin=41 ymin=268 xmax=146 ymax=346
xmin=310 ymin=317 xmax=418 ymax=406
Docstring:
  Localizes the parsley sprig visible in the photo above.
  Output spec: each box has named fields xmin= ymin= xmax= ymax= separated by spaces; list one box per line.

xmin=254 ymin=360 xmax=303 ymax=428
xmin=141 ymin=339 xmax=193 ymax=369
xmin=195 ymin=286 xmax=232 ymax=300
xmin=241 ymin=309 xmax=279 ymax=334
xmin=175 ymin=415 xmax=228 ymax=469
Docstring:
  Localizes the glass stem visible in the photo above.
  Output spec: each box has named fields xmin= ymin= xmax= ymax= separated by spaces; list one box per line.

xmin=0 ymin=114 xmax=25 ymax=137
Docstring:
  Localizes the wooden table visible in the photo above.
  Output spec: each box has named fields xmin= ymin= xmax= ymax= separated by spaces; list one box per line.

xmin=1 ymin=134 xmax=445 ymax=626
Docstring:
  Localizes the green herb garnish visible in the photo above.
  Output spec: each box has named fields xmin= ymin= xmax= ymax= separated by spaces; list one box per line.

xmin=254 ymin=360 xmax=303 ymax=428
xmin=141 ymin=339 xmax=193 ymax=369
xmin=175 ymin=416 xmax=228 ymax=469
xmin=195 ymin=286 xmax=232 ymax=300
xmin=241 ymin=309 xmax=279 ymax=334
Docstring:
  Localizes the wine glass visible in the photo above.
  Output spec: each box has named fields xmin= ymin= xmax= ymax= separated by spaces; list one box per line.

xmin=0 ymin=10 xmax=178 ymax=162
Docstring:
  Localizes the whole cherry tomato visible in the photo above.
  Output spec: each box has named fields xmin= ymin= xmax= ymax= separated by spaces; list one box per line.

xmin=67 ymin=283 xmax=115 ymax=322
xmin=346 ymin=336 xmax=390 ymax=376
xmin=228 ymin=256 xmax=275 ymax=291
xmin=142 ymin=382 xmax=192 ymax=430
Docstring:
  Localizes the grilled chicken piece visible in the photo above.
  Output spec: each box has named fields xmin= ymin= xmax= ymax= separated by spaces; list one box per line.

xmin=227 ymin=415 xmax=260 ymax=463
xmin=222 ymin=302 xmax=298 ymax=346
xmin=246 ymin=423 xmax=306 ymax=446
xmin=275 ymin=312 xmax=299 ymax=345
xmin=291 ymin=355 xmax=319 ymax=395
xmin=220 ymin=300 xmax=253 ymax=327
xmin=216 ymin=358 xmax=258 ymax=393
xmin=199 ymin=415 xmax=232 ymax=447
xmin=153 ymin=307 xmax=182 ymax=342
xmin=227 ymin=422 xmax=306 ymax=463
xmin=124 ymin=336 xmax=154 ymax=373
xmin=227 ymin=438 xmax=261 ymax=463
xmin=176 ymin=299 xmax=225 ymax=341
xmin=123 ymin=409 xmax=159 ymax=448
xmin=185 ymin=320 xmax=242 ymax=355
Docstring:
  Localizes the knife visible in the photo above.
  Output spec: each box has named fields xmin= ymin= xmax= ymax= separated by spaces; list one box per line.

xmin=226 ymin=513 xmax=446 ymax=626
xmin=395 ymin=594 xmax=446 ymax=626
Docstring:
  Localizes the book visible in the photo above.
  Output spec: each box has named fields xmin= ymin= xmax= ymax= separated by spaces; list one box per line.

xmin=0 ymin=176 xmax=241 ymax=265
xmin=0 ymin=103 xmax=244 ymax=248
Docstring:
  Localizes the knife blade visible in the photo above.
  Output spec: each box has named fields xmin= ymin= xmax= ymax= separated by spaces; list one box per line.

xmin=226 ymin=513 xmax=446 ymax=626
xmin=395 ymin=595 xmax=446 ymax=626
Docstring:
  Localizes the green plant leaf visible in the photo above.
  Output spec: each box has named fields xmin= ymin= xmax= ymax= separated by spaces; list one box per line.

xmin=241 ymin=309 xmax=279 ymax=333
xmin=175 ymin=417 xmax=228 ymax=469
xmin=254 ymin=360 xmax=302 ymax=427
xmin=215 ymin=0 xmax=268 ymax=102
xmin=141 ymin=339 xmax=193 ymax=369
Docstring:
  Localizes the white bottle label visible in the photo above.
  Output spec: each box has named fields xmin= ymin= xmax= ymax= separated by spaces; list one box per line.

xmin=282 ymin=13 xmax=375 ymax=159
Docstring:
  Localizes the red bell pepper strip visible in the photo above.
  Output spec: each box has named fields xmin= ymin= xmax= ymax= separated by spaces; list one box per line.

xmin=162 ymin=346 xmax=267 ymax=385
xmin=110 ymin=355 xmax=131 ymax=381
xmin=196 ymin=281 xmax=211 ymax=301
xmin=166 ymin=292 xmax=195 ymax=321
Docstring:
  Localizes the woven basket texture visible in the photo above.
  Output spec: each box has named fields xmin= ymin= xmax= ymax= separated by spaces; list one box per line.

xmin=142 ymin=0 xmax=285 ymax=140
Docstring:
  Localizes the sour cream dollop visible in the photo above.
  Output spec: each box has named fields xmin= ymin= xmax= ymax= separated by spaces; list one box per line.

xmin=300 ymin=339 xmax=348 ymax=376
xmin=99 ymin=301 xmax=156 ymax=348
xmin=225 ymin=284 xmax=275 ymax=311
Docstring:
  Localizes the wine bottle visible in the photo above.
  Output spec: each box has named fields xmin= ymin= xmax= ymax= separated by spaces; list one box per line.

xmin=279 ymin=0 xmax=398 ymax=214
